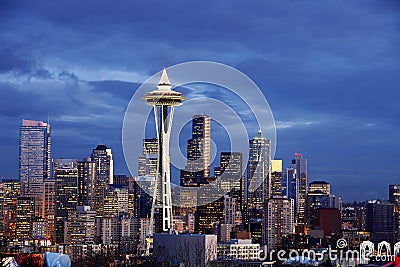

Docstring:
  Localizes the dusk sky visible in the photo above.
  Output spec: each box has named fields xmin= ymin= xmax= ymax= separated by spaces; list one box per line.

xmin=0 ymin=1 xmax=399 ymax=201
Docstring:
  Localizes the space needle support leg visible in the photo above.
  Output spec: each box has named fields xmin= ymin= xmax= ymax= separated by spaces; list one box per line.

xmin=149 ymin=106 xmax=159 ymax=236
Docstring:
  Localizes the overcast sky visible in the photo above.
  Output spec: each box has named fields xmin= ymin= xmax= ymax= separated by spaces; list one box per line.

xmin=0 ymin=0 xmax=399 ymax=201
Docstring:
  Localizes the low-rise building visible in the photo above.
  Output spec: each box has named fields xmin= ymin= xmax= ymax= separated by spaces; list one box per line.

xmin=218 ymin=239 xmax=260 ymax=261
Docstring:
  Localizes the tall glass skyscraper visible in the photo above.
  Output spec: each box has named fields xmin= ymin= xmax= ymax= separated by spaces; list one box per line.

xmin=138 ymin=138 xmax=158 ymax=177
xmin=246 ymin=131 xmax=270 ymax=214
xmin=90 ymin=144 xmax=114 ymax=184
xmin=90 ymin=144 xmax=114 ymax=215
xmin=53 ymin=158 xmax=79 ymax=244
xmin=180 ymin=115 xmax=211 ymax=186
xmin=19 ymin=119 xmax=51 ymax=217
xmin=293 ymin=153 xmax=308 ymax=226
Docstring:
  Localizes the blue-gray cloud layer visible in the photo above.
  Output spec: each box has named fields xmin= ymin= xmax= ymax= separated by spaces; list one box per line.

xmin=0 ymin=0 xmax=399 ymax=201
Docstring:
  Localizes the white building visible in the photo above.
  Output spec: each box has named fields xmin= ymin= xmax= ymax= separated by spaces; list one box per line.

xmin=217 ymin=239 xmax=260 ymax=261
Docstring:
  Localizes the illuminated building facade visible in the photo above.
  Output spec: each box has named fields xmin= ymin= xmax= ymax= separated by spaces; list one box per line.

xmin=247 ymin=132 xmax=270 ymax=214
xmin=180 ymin=115 xmax=211 ymax=186
xmin=19 ymin=119 xmax=51 ymax=217
xmin=264 ymin=196 xmax=294 ymax=250
xmin=54 ymin=158 xmax=79 ymax=244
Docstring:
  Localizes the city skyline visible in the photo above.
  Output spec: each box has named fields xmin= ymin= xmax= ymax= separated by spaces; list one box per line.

xmin=1 ymin=1 xmax=399 ymax=202
xmin=1 ymin=115 xmax=393 ymax=205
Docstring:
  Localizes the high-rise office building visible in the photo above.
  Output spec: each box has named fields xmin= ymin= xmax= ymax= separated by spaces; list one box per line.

xmin=54 ymin=158 xmax=79 ymax=244
xmin=247 ymin=131 xmax=270 ymax=207
xmin=309 ymin=181 xmax=331 ymax=194
xmin=138 ymin=138 xmax=158 ymax=177
xmin=306 ymin=180 xmax=341 ymax=227
xmin=216 ymin=152 xmax=244 ymax=212
xmin=0 ymin=179 xmax=21 ymax=207
xmin=0 ymin=184 xmax=4 ymax=238
xmin=282 ymin=167 xmax=296 ymax=200
xmin=133 ymin=176 xmax=154 ymax=219
xmin=16 ymin=196 xmax=36 ymax=240
xmin=90 ymin=145 xmax=114 ymax=215
xmin=180 ymin=115 xmax=211 ymax=186
xmin=67 ymin=206 xmax=96 ymax=245
xmin=223 ymin=195 xmax=237 ymax=225
xmin=263 ymin=196 xmax=294 ymax=250
xmin=247 ymin=131 xmax=270 ymax=220
xmin=43 ymin=179 xmax=56 ymax=241
xmin=103 ymin=184 xmax=129 ymax=217
xmin=270 ymin=160 xmax=283 ymax=197
xmin=136 ymin=138 xmax=158 ymax=222
xmin=102 ymin=212 xmax=135 ymax=250
xmin=19 ymin=119 xmax=51 ymax=217
xmin=90 ymin=144 xmax=114 ymax=184
xmin=195 ymin=197 xmax=224 ymax=234
xmin=389 ymin=184 xmax=400 ymax=208
xmin=389 ymin=184 xmax=400 ymax=239
xmin=113 ymin=174 xmax=129 ymax=187
xmin=365 ymin=200 xmax=395 ymax=244
xmin=293 ymin=153 xmax=308 ymax=226
xmin=1 ymin=180 xmax=19 ymax=240
xmin=77 ymin=158 xmax=96 ymax=209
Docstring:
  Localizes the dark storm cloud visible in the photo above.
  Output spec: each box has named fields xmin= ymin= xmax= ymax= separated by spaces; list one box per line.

xmin=0 ymin=41 xmax=52 ymax=79
xmin=0 ymin=0 xmax=399 ymax=200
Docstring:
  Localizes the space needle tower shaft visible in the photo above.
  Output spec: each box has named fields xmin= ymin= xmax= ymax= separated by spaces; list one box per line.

xmin=144 ymin=68 xmax=186 ymax=233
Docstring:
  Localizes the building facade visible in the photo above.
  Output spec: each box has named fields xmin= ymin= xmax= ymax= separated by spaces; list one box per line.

xmin=263 ymin=196 xmax=294 ymax=250
xmin=19 ymin=119 xmax=51 ymax=217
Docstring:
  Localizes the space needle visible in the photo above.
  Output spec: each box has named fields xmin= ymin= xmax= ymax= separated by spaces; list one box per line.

xmin=144 ymin=68 xmax=186 ymax=233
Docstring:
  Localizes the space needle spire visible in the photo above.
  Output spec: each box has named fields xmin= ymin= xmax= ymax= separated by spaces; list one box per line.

xmin=144 ymin=68 xmax=186 ymax=234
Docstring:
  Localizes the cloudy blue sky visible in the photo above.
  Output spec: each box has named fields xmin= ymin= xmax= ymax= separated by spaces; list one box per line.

xmin=0 ymin=1 xmax=399 ymax=201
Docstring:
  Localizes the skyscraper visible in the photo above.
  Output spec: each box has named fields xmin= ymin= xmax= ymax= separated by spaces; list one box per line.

xmin=217 ymin=152 xmax=244 ymax=211
xmin=54 ymin=158 xmax=79 ymax=244
xmin=43 ymin=179 xmax=56 ymax=241
xmin=16 ymin=196 xmax=36 ymax=240
xmin=19 ymin=119 xmax=51 ymax=216
xmin=389 ymin=184 xmax=400 ymax=208
xmin=293 ymin=153 xmax=308 ymax=226
xmin=90 ymin=144 xmax=114 ymax=214
xmin=270 ymin=159 xmax=283 ymax=197
xmin=309 ymin=181 xmax=331 ymax=194
xmin=90 ymin=144 xmax=114 ymax=184
xmin=365 ymin=200 xmax=395 ymax=244
xmin=306 ymin=181 xmax=341 ymax=228
xmin=144 ymin=68 xmax=186 ymax=233
xmin=282 ymin=167 xmax=296 ymax=200
xmin=138 ymin=138 xmax=158 ymax=177
xmin=246 ymin=131 xmax=270 ymax=220
xmin=67 ymin=206 xmax=96 ymax=245
xmin=389 ymin=184 xmax=400 ymax=240
xmin=195 ymin=196 xmax=224 ymax=234
xmin=263 ymin=196 xmax=294 ymax=250
xmin=180 ymin=115 xmax=211 ymax=186
xmin=77 ymin=158 xmax=96 ymax=209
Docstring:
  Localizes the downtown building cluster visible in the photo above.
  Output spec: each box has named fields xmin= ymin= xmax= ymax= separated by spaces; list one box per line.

xmin=0 ymin=116 xmax=399 ymax=265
